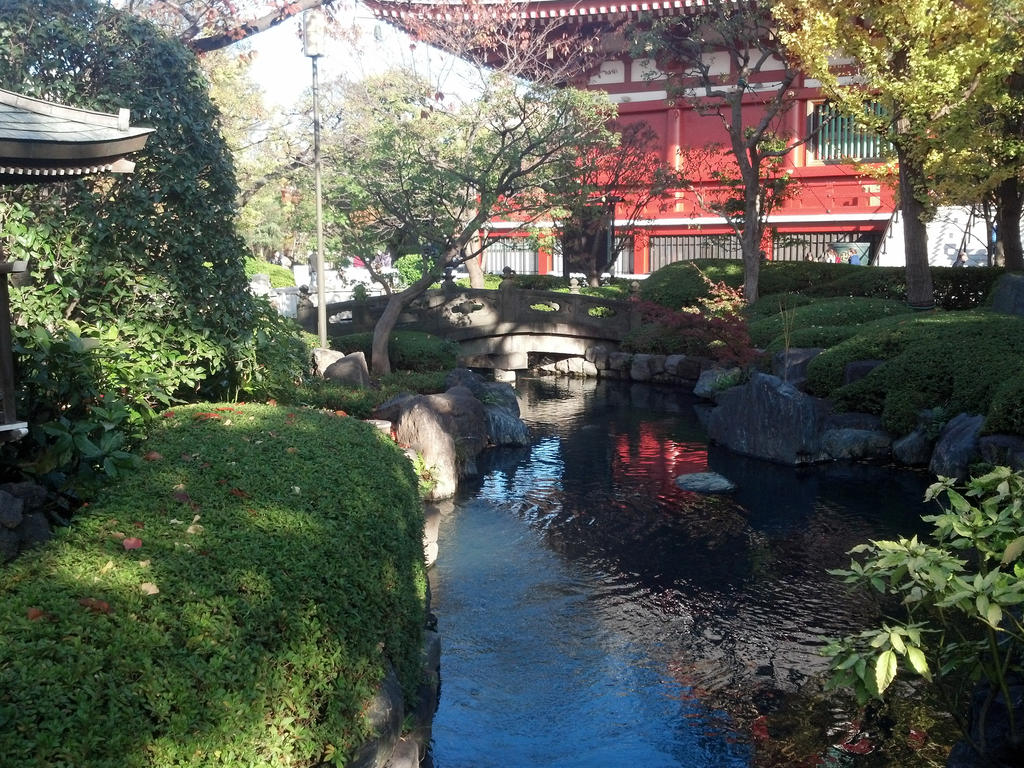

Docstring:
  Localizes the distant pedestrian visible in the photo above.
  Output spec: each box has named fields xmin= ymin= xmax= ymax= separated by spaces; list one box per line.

xmin=953 ymin=250 xmax=968 ymax=268
xmin=823 ymin=246 xmax=840 ymax=263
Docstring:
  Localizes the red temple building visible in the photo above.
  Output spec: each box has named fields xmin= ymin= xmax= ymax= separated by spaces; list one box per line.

xmin=368 ymin=0 xmax=902 ymax=275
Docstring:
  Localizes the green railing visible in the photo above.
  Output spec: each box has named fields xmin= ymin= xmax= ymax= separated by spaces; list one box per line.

xmin=809 ymin=101 xmax=889 ymax=163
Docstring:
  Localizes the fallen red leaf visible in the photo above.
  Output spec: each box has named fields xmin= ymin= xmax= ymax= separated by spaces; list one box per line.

xmin=162 ymin=410 xmax=176 ymax=418
xmin=334 ymin=410 xmax=348 ymax=417
xmin=79 ymin=598 xmax=112 ymax=614
xmin=751 ymin=715 xmax=770 ymax=741
xmin=836 ymin=736 xmax=873 ymax=755
xmin=193 ymin=412 xmax=221 ymax=421
xmin=908 ymin=729 xmax=927 ymax=750
xmin=267 ymin=398 xmax=277 ymax=406
xmin=172 ymin=491 xmax=191 ymax=504
xmin=133 ymin=521 xmax=144 ymax=529
xmin=122 ymin=537 xmax=143 ymax=550
xmin=142 ymin=451 xmax=163 ymax=461
xmin=26 ymin=607 xmax=45 ymax=621
xmin=230 ymin=488 xmax=250 ymax=498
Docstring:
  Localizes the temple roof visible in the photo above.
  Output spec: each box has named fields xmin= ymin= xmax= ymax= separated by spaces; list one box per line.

xmin=367 ymin=0 xmax=738 ymax=24
xmin=0 ymin=88 xmax=154 ymax=182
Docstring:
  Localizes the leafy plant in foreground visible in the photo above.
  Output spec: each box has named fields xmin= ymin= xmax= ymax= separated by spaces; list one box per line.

xmin=827 ymin=466 xmax=1024 ymax=757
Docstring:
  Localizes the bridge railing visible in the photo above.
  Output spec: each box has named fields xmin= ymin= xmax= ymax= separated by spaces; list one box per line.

xmin=297 ymin=283 xmax=642 ymax=345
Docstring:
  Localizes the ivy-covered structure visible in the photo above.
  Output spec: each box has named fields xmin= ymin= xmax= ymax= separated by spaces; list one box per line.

xmin=0 ymin=87 xmax=152 ymax=438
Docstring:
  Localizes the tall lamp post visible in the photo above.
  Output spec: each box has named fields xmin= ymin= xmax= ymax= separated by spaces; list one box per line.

xmin=304 ymin=9 xmax=328 ymax=348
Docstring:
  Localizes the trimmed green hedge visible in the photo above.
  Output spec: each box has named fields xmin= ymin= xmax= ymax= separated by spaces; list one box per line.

xmin=244 ymin=258 xmax=296 ymax=289
xmin=804 ymin=311 xmax=1024 ymax=435
xmin=747 ymin=297 xmax=913 ymax=348
xmin=332 ymin=331 xmax=458 ymax=372
xmin=640 ymin=259 xmax=1004 ymax=311
xmin=0 ymin=403 xmax=426 ymax=767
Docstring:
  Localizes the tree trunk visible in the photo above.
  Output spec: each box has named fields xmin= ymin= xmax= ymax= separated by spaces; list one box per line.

xmin=897 ymin=146 xmax=934 ymax=308
xmin=466 ymin=253 xmax=485 ymax=289
xmin=998 ymin=175 xmax=1024 ymax=271
xmin=370 ymin=272 xmax=437 ymax=377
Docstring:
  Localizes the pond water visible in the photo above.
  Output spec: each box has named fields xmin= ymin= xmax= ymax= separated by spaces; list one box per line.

xmin=427 ymin=376 xmax=943 ymax=767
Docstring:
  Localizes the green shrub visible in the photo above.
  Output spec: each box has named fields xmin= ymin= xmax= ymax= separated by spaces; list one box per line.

xmin=748 ymin=297 xmax=913 ymax=348
xmin=746 ymin=292 xmax=814 ymax=319
xmin=289 ymin=371 xmax=448 ymax=419
xmin=331 ymin=331 xmax=458 ymax=372
xmin=244 ymin=258 xmax=295 ymax=288
xmin=394 ymin=253 xmax=430 ymax=285
xmin=762 ymin=325 xmax=862 ymax=356
xmin=639 ymin=260 xmax=744 ymax=309
xmin=642 ymin=260 xmax=1003 ymax=312
xmin=805 ymin=311 xmax=1024 ymax=435
xmin=0 ymin=403 xmax=426 ymax=767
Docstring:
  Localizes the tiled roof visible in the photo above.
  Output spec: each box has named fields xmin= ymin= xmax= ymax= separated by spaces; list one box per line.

xmin=368 ymin=0 xmax=736 ymax=23
xmin=0 ymin=88 xmax=153 ymax=180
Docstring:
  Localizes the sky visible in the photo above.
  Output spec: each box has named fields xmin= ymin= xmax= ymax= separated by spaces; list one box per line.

xmin=245 ymin=8 xmax=474 ymax=108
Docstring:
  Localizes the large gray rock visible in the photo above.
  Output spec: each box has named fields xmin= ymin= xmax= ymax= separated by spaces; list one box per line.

xmin=0 ymin=528 xmax=18 ymax=563
xmin=0 ymin=490 xmax=24 ymax=529
xmin=314 ymin=348 xmax=371 ymax=388
xmin=349 ymin=666 xmax=405 ymax=768
xmin=821 ymin=428 xmax=892 ymax=460
xmin=16 ymin=512 xmax=52 ymax=551
xmin=771 ymin=347 xmax=823 ymax=388
xmin=630 ymin=353 xmax=665 ymax=382
xmin=693 ymin=367 xmax=741 ymax=401
xmin=893 ymin=429 xmax=934 ymax=466
xmin=930 ymin=413 xmax=985 ymax=481
xmin=445 ymin=368 xmax=520 ymax=416
xmin=706 ymin=373 xmax=831 ymax=465
xmin=979 ymin=435 xmax=1024 ymax=471
xmin=374 ymin=386 xmax=489 ymax=500
xmin=484 ymin=405 xmax=531 ymax=447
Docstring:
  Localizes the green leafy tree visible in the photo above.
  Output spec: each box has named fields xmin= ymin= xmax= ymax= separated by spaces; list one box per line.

xmin=0 ymin=0 xmax=309 ymax=483
xmin=326 ymin=68 xmax=617 ymax=375
xmin=775 ymin=0 xmax=1023 ymax=304
xmin=627 ymin=2 xmax=808 ymax=303
xmin=548 ymin=121 xmax=681 ymax=287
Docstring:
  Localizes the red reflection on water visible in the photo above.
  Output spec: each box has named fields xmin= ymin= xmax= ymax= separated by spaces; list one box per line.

xmin=613 ymin=425 xmax=709 ymax=493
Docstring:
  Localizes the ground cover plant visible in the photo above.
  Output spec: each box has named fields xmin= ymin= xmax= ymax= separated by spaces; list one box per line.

xmin=0 ymin=403 xmax=426 ymax=767
xmin=804 ymin=310 xmax=1024 ymax=436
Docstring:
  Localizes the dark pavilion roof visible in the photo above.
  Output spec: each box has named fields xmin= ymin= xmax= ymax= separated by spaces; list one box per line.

xmin=0 ymin=88 xmax=154 ymax=183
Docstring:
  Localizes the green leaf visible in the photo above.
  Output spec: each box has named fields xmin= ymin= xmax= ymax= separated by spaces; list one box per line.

xmin=889 ymin=631 xmax=906 ymax=655
xmin=986 ymin=603 xmax=1003 ymax=629
xmin=875 ymin=649 xmax=898 ymax=695
xmin=906 ymin=646 xmax=931 ymax=680
xmin=1002 ymin=536 xmax=1024 ymax=564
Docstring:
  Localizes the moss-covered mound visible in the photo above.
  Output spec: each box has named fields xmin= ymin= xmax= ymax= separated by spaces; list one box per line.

xmin=748 ymin=296 xmax=914 ymax=349
xmin=0 ymin=403 xmax=426 ymax=767
xmin=805 ymin=311 xmax=1024 ymax=436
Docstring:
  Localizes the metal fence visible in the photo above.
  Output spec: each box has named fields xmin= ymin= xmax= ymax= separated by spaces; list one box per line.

xmin=485 ymin=236 xmax=538 ymax=274
xmin=649 ymin=234 xmax=742 ymax=270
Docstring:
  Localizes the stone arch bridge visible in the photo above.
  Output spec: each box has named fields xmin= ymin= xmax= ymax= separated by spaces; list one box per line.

xmin=297 ymin=285 xmax=642 ymax=372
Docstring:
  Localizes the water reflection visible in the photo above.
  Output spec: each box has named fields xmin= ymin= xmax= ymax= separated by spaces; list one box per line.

xmin=430 ymin=376 xmax=933 ymax=767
